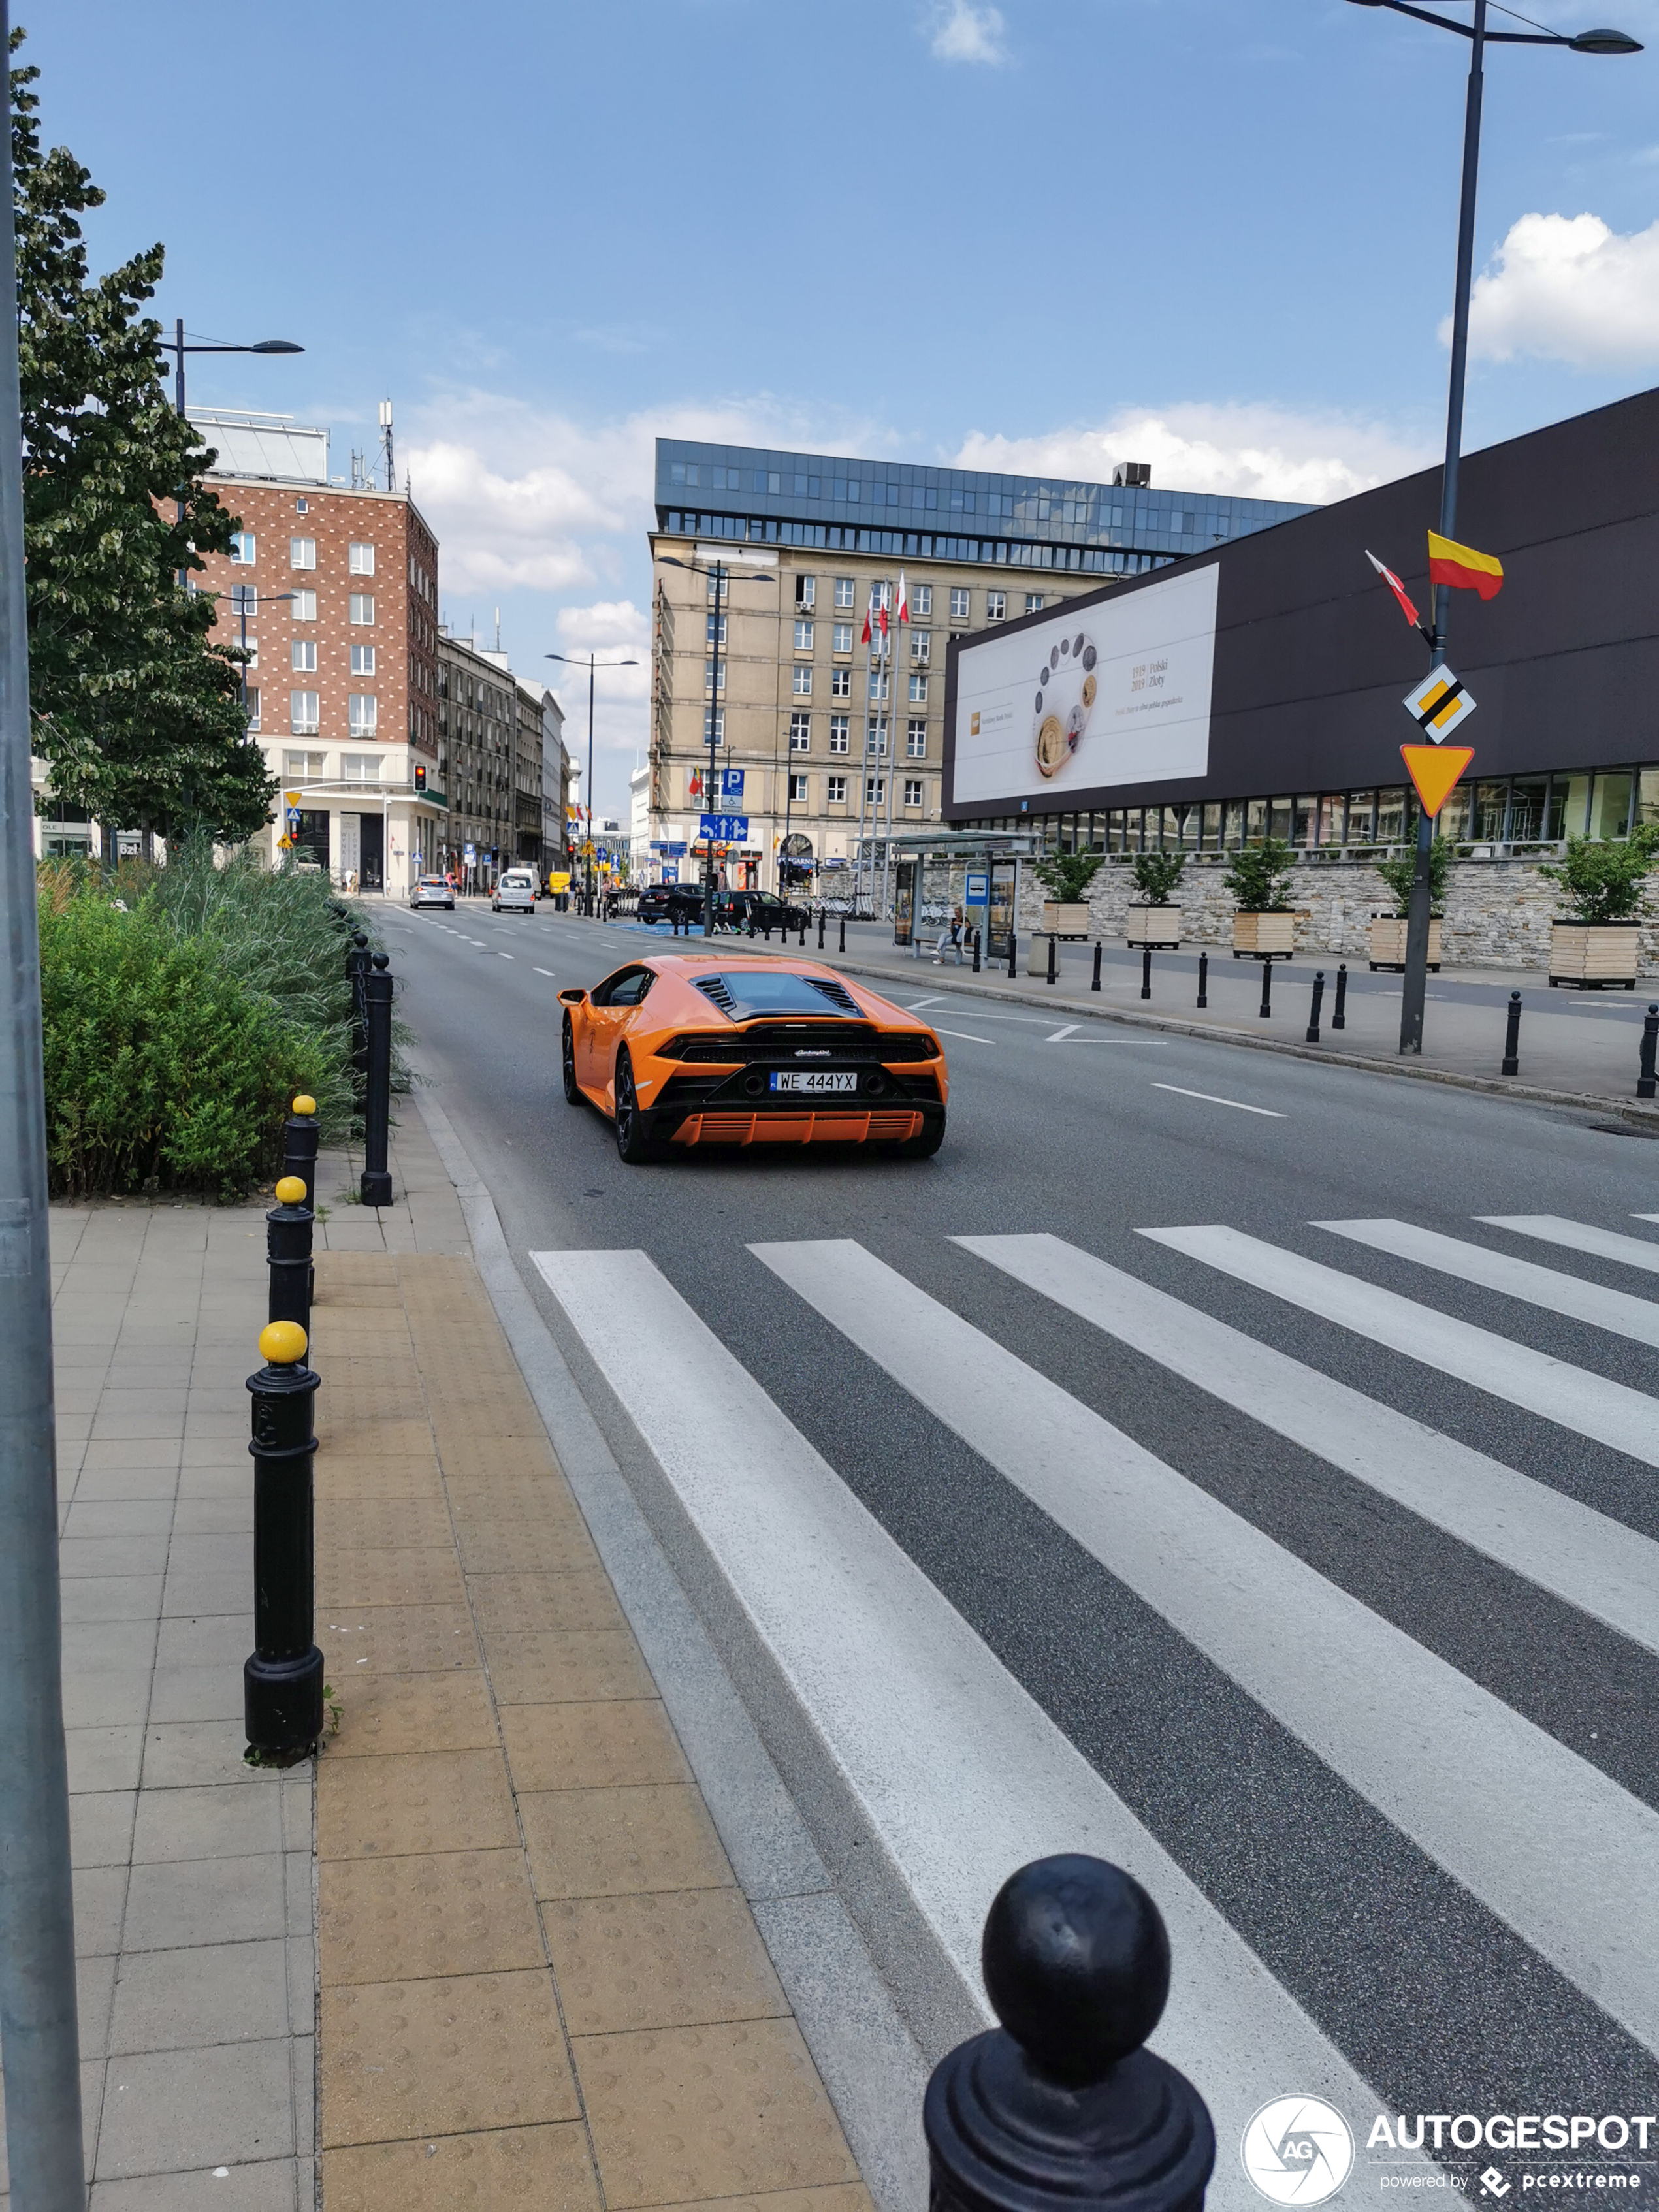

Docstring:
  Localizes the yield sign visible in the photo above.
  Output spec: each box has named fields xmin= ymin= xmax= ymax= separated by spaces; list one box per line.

xmin=1401 ymin=743 xmax=1473 ymax=820
xmin=1402 ymin=664 xmax=1475 ymax=741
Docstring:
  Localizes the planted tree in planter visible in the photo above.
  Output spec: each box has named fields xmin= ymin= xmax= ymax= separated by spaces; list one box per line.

xmin=1035 ymin=849 xmax=1103 ymax=939
xmin=1369 ymin=838 xmax=1451 ymax=971
xmin=1126 ymin=849 xmax=1185 ymax=947
xmin=1222 ymin=837 xmax=1298 ymax=955
xmin=1540 ymin=825 xmax=1659 ymax=988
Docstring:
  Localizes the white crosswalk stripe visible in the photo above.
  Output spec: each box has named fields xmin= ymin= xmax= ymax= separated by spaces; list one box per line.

xmin=1142 ymin=1223 xmax=1659 ymax=1467
xmin=530 ymin=1244 xmax=1406 ymax=2204
xmin=1478 ymin=1213 xmax=1659 ymax=1276
xmin=952 ymin=1230 xmax=1659 ymax=1656
xmin=750 ymin=1236 xmax=1659 ymax=2059
xmin=1316 ymin=1217 xmax=1659 ymax=1347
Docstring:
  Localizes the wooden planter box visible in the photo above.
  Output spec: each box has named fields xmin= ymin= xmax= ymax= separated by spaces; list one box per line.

xmin=1041 ymin=901 xmax=1092 ymax=940
xmin=1127 ymin=903 xmax=1181 ymax=949
xmin=1549 ymin=920 xmax=1640 ymax=989
xmin=1368 ymin=914 xmax=1442 ymax=972
xmin=1232 ymin=910 xmax=1296 ymax=957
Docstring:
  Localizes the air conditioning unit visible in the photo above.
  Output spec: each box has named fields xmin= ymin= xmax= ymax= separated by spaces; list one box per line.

xmin=1113 ymin=462 xmax=1152 ymax=489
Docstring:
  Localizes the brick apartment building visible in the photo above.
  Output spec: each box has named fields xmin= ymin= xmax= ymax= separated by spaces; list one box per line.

xmin=191 ymin=410 xmax=444 ymax=894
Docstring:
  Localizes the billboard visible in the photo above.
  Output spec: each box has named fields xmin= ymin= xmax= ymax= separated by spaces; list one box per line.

xmin=950 ymin=566 xmax=1218 ymax=809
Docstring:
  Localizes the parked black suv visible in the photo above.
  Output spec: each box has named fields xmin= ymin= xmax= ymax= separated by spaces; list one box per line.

xmin=715 ymin=890 xmax=809 ymax=937
xmin=636 ymin=884 xmax=705 ymax=927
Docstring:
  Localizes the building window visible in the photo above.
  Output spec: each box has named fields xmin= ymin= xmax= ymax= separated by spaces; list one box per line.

xmin=796 ymin=575 xmax=816 ymax=609
xmin=705 ymin=659 xmax=726 ymax=694
xmin=789 ymin=773 xmax=809 ymax=801
xmin=790 ymin=713 xmax=811 ymax=750
xmin=349 ymin=594 xmax=376 ymax=625
xmin=828 ymin=774 xmax=847 ymax=803
xmin=865 ymin=775 xmax=886 ymax=805
xmin=291 ymin=590 xmax=317 ymax=622
xmin=349 ymin=694 xmax=378 ymax=735
xmin=907 ymin=719 xmax=927 ymax=758
xmin=829 ymin=716 xmax=850 ymax=754
xmin=291 ymin=639 xmax=317 ymax=673
xmin=1025 ymin=592 xmax=1044 ymax=613
xmin=904 ymin=778 xmax=924 ymax=807
xmin=912 ymin=630 xmax=930 ymax=664
xmin=351 ymin=644 xmax=376 ymax=675
xmin=341 ymin=752 xmax=384 ymax=782
xmin=229 ymin=582 xmax=258 ymax=621
xmin=833 ymin=622 xmax=854 ymax=655
xmin=986 ymin=591 xmax=1007 ymax=622
xmin=349 ymin=541 xmax=376 ymax=575
xmin=831 ymin=666 xmax=851 ymax=697
xmin=706 ymin=612 xmax=727 ymax=645
xmin=794 ymin=620 xmax=814 ymax=652
xmin=289 ymin=690 xmax=319 ymax=733
xmin=229 ymin=530 xmax=256 ymax=564
xmin=834 ymin=577 xmax=854 ymax=609
xmin=950 ymin=587 xmax=971 ymax=620
xmin=792 ymin=665 xmax=813 ymax=696
xmin=868 ymin=669 xmax=890 ymax=702
xmin=865 ymin=718 xmax=888 ymax=756
xmin=295 ymin=496 xmax=308 ymax=514
xmin=703 ymin=709 xmax=724 ymax=744
xmin=705 ymin=571 xmax=727 ymax=603
xmin=909 ymin=673 xmax=927 ymax=703
xmin=290 ymin=537 xmax=316 ymax=571
xmin=282 ymin=748 xmax=323 ymax=777
xmin=916 ymin=585 xmax=933 ymax=617
xmin=246 ymin=688 xmax=260 ymax=730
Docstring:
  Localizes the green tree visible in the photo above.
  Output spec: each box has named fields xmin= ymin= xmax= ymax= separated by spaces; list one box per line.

xmin=1374 ymin=836 xmax=1452 ymax=916
xmin=1221 ymin=835 xmax=1298 ymax=912
xmin=1538 ymin=825 xmax=1659 ymax=923
xmin=1033 ymin=850 xmax=1103 ymax=903
xmin=1129 ymin=849 xmax=1185 ymax=904
xmin=12 ymin=29 xmax=275 ymax=844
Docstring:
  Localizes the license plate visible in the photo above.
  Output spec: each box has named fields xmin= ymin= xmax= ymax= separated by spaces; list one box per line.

xmin=769 ymin=1070 xmax=857 ymax=1093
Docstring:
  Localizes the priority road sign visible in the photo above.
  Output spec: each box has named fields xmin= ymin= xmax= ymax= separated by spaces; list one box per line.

xmin=1402 ymin=664 xmax=1475 ymax=742
xmin=1401 ymin=743 xmax=1474 ymax=820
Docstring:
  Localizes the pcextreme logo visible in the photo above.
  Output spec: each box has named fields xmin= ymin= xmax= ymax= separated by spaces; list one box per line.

xmin=1244 ymin=2098 xmax=1357 ymax=2204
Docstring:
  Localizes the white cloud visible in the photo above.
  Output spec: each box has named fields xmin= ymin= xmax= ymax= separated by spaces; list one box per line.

xmin=929 ymin=0 xmax=1007 ymax=65
xmin=954 ymin=402 xmax=1433 ymax=507
xmin=1458 ymin=211 xmax=1659 ymax=368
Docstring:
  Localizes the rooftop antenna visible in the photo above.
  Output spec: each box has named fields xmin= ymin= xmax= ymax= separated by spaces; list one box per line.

xmin=378 ymin=398 xmax=394 ymax=494
xmin=494 ymin=607 xmax=501 ymax=652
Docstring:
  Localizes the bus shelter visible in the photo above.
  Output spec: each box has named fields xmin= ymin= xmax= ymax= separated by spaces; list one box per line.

xmin=886 ymin=831 xmax=1036 ymax=961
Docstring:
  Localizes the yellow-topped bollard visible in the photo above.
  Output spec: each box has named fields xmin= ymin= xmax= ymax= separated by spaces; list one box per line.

xmin=291 ymin=1094 xmax=316 ymax=1116
xmin=258 ymin=1319 xmax=308 ymax=1366
xmin=274 ymin=1176 xmax=307 ymax=1206
xmin=282 ymin=1093 xmax=320 ymax=1211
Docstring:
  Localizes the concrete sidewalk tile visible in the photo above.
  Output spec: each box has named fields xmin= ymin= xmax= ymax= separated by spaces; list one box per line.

xmin=88 ymin=2159 xmax=303 ymax=2211
xmin=180 ymin=1441 xmax=252 ymax=1471
xmin=484 ymin=1629 xmax=655 ymax=1707
xmin=74 ymin=1863 xmax=129 ymax=1957
xmin=321 ymin=2119 xmax=598 ymax=2212
xmin=141 ymin=1718 xmax=259 ymax=1788
xmin=543 ymin=1889 xmax=789 ymax=2036
xmin=78 ymin=1949 xmax=119 ymax=2059
xmin=64 ymin=1500 xmax=175 ymax=1540
xmin=315 ymin=1549 xmax=468 ymax=1612
xmin=454 ymin=1516 xmax=600 ymax=1577
xmin=122 ymin=1853 xmax=287 ymax=1950
xmin=61 ymin=1535 xmax=172 ymax=1579
xmin=318 ymin=1848 xmax=544 ymax=1985
xmin=68 ymin=1467 xmax=179 ymax=1506
xmin=501 ymin=1701 xmax=692 ymax=1794
xmin=287 ymin=1931 xmax=316 ymax=2031
xmin=573 ymin=2019 xmax=861 ymax=2207
xmin=71 ymin=1789 xmax=138 ymax=1869
xmin=311 ymin=1457 xmax=445 ymax=1502
xmin=93 ymin=2037 xmax=294 ymax=2179
xmin=315 ymin=1498 xmax=454 ymax=1550
xmin=521 ymin=1786 xmax=733 ymax=1902
xmin=436 ymin=1442 xmax=560 ymax=1484
xmin=162 ymin=1567 xmax=250 ymax=1618
xmin=108 ymin=1936 xmax=290 ymax=2053
xmin=61 ymin=1575 xmax=165 ymax=1624
xmin=170 ymin=1496 xmax=253 ymax=1535
xmin=63 ymin=1619 xmax=158 ymax=1673
xmin=165 ymin=1532 xmax=251 ymax=1574
xmin=318 ymin=1603 xmax=478 ymax=1677
xmin=320 ymin=1968 xmax=577 ymax=2147
xmin=310 ymin=1421 xmax=435 ymax=1463
xmin=133 ymin=1780 xmax=283 ymax=1863
xmin=63 ymin=1670 xmax=155 ymax=1730
xmin=317 ymin=1746 xmax=517 ymax=1860
xmin=89 ymin=1413 xmax=187 ymax=1443
xmin=67 ymin=1724 xmax=145 ymax=1793
xmin=147 ymin=1663 xmax=243 ymax=1725
xmin=327 ymin=1670 xmax=496 ymax=1759
xmin=285 ymin=1850 xmax=312 ymax=1936
xmin=468 ymin=1569 xmax=628 ymax=1641
xmin=155 ymin=1613 xmax=253 ymax=1671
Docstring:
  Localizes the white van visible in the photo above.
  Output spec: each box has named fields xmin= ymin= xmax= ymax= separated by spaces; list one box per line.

xmin=492 ymin=870 xmax=538 ymax=915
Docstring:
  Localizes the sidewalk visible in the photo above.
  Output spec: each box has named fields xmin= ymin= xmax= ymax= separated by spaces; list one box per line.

xmin=6 ymin=1110 xmax=872 ymax=2209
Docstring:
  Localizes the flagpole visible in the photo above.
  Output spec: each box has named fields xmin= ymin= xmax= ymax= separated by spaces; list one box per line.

xmin=881 ymin=576 xmax=897 ymax=921
xmin=855 ymin=587 xmax=874 ymax=919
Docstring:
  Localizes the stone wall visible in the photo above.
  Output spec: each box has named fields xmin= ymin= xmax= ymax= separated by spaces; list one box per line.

xmin=1014 ymin=853 xmax=1659 ymax=974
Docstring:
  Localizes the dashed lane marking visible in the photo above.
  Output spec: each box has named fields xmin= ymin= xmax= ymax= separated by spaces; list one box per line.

xmin=1153 ymin=1083 xmax=1285 ymax=1118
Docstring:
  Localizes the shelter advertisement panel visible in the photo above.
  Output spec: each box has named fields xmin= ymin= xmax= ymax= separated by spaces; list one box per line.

xmin=950 ymin=565 xmax=1218 ymax=808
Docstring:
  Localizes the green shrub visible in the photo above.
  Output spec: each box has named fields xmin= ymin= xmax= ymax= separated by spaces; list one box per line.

xmin=1034 ymin=850 xmax=1104 ymax=903
xmin=1374 ymin=836 xmax=1452 ymax=917
xmin=1129 ymin=850 xmax=1186 ymax=904
xmin=1222 ymin=836 xmax=1297 ymax=912
xmin=1538 ymin=825 xmax=1659 ymax=923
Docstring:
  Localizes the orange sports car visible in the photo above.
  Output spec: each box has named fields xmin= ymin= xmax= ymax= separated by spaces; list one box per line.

xmin=558 ymin=955 xmax=949 ymax=1163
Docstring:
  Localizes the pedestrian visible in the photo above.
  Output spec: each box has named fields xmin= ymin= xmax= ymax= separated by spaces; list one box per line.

xmin=934 ymin=903 xmax=964 ymax=964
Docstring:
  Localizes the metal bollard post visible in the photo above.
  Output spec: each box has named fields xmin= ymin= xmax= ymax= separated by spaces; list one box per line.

xmin=1501 ymin=990 xmax=1522 ymax=1076
xmin=346 ymin=931 xmax=371 ymax=1108
xmin=1306 ymin=969 xmax=1325 ymax=1044
xmin=1196 ymin=952 xmax=1208 ymax=1008
xmin=266 ymin=1178 xmax=314 ymax=1340
xmin=361 ymin=954 xmax=394 ymax=1207
xmin=1047 ymin=934 xmax=1057 ymax=986
xmin=1259 ymin=959 xmax=1274 ymax=1019
xmin=818 ymin=908 xmax=826 ymax=949
xmin=1140 ymin=948 xmax=1152 ymax=1001
xmin=924 ymin=1854 xmax=1215 ymax=2212
xmin=799 ymin=916 xmax=807 ymax=947
xmin=244 ymin=1321 xmax=324 ymax=1757
xmin=281 ymin=1093 xmax=319 ymax=1210
xmin=1332 ymin=963 xmax=1348 ymax=1031
xmin=1008 ymin=931 xmax=1017 ymax=980
xmin=973 ymin=929 xmax=982 ymax=974
xmin=1641 ymin=1004 xmax=1659 ymax=1100
xmin=839 ymin=914 xmax=846 ymax=953
xmin=1092 ymin=942 xmax=1102 ymax=992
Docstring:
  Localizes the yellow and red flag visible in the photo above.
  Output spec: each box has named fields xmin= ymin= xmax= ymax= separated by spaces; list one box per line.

xmin=1426 ymin=532 xmax=1504 ymax=601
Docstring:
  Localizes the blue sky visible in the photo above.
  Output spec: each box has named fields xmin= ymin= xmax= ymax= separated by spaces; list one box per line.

xmin=25 ymin=0 xmax=1659 ymax=820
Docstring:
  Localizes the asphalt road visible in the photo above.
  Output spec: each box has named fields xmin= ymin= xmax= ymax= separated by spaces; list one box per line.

xmin=377 ymin=896 xmax=1659 ymax=2173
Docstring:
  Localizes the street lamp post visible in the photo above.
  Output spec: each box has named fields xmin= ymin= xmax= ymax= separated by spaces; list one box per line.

xmin=159 ymin=323 xmax=304 ymax=525
xmin=1345 ymin=0 xmax=1639 ymax=1055
xmin=228 ymin=588 xmax=295 ymax=713
xmin=660 ymin=554 xmax=778 ymax=937
xmin=546 ymin=650 xmax=638 ymax=914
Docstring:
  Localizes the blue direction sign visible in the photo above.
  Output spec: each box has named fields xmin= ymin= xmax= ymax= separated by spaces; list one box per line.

xmin=699 ymin=812 xmax=748 ymax=842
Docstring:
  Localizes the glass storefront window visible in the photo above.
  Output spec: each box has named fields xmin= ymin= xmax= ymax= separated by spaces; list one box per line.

xmin=1293 ymin=797 xmax=1317 ymax=846
xmin=1172 ymin=806 xmax=1199 ymax=849
xmin=1507 ymin=776 xmax=1550 ymax=842
xmin=1244 ymin=797 xmax=1268 ymax=846
xmin=1558 ymin=773 xmax=1592 ymax=839
xmin=1543 ymin=780 xmax=1569 ymax=841
xmin=1588 ymin=771 xmax=1633 ymax=840
xmin=1105 ymin=809 xmax=1125 ymax=852
xmin=1223 ymin=799 xmax=1245 ymax=848
xmin=1124 ymin=807 xmax=1144 ymax=851
xmin=1347 ymin=792 xmax=1378 ymax=845
xmin=1638 ymin=770 xmax=1659 ymax=830
xmin=1317 ymin=795 xmax=1344 ymax=846
xmin=1201 ymin=801 xmax=1222 ymax=849
xmin=1436 ymin=785 xmax=1472 ymax=842
xmin=1375 ymin=787 xmax=1408 ymax=844
xmin=1472 ymin=780 xmax=1509 ymax=842
xmin=1086 ymin=815 xmax=1106 ymax=853
xmin=1268 ymin=797 xmax=1293 ymax=844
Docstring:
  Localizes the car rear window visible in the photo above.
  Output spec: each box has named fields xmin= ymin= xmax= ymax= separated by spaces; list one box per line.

xmin=691 ymin=972 xmax=862 ymax=1021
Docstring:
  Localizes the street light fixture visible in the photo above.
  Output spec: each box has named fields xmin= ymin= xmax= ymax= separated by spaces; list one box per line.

xmin=545 ymin=650 xmax=639 ymax=912
xmin=1344 ymin=0 xmax=1639 ymax=1057
xmin=219 ymin=589 xmax=295 ymax=713
xmin=660 ymin=554 xmax=779 ymax=938
xmin=159 ymin=323 xmax=304 ymax=521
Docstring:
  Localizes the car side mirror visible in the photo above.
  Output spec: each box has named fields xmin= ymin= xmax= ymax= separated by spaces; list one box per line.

xmin=558 ymin=987 xmax=587 ymax=1006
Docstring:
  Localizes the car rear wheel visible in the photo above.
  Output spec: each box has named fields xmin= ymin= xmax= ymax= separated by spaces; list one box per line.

xmin=561 ymin=1015 xmax=581 ymax=1104
xmin=613 ymin=1050 xmax=660 ymax=1164
xmin=897 ymin=1116 xmax=945 ymax=1159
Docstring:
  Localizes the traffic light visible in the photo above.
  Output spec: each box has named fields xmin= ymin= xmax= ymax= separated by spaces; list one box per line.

xmin=414 ymin=763 xmax=427 ymax=792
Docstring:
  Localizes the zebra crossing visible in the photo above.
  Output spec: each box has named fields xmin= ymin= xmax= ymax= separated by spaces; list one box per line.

xmin=530 ymin=1210 xmax=1659 ymax=2205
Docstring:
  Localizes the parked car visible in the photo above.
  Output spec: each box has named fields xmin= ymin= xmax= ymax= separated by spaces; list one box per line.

xmin=636 ymin=884 xmax=706 ymax=928
xmin=410 ymin=875 xmax=455 ymax=911
xmin=492 ymin=869 xmax=538 ymax=914
xmin=717 ymin=889 xmax=809 ymax=937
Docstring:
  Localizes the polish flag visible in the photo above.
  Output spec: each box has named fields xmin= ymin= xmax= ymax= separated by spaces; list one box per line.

xmin=895 ymin=571 xmax=909 ymax=624
xmin=1366 ymin=549 xmax=1421 ymax=630
xmin=861 ymin=603 xmax=873 ymax=645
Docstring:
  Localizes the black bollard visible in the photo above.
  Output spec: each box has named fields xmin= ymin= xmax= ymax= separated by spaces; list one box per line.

xmin=1047 ymin=935 xmax=1057 ymax=987
xmin=1641 ymin=1004 xmax=1659 ymax=1100
xmin=1332 ymin=962 xmax=1348 ymax=1031
xmin=1092 ymin=942 xmax=1102 ymax=993
xmin=973 ymin=929 xmax=982 ymax=974
xmin=799 ymin=916 xmax=807 ymax=948
xmin=818 ymin=908 xmax=826 ymax=949
xmin=266 ymin=1178 xmax=314 ymax=1339
xmin=839 ymin=914 xmax=846 ymax=953
xmin=1502 ymin=990 xmax=1522 ymax=1077
xmin=924 ymin=1855 xmax=1215 ymax=2212
xmin=1196 ymin=952 xmax=1208 ymax=1009
xmin=1306 ymin=969 xmax=1325 ymax=1044
xmin=346 ymin=931 xmax=371 ymax=1108
xmin=244 ymin=1321 xmax=324 ymax=1757
xmin=1259 ymin=959 xmax=1274 ymax=1019
xmin=281 ymin=1094 xmax=319 ymax=1210
xmin=361 ymin=954 xmax=394 ymax=1207
xmin=1140 ymin=947 xmax=1152 ymax=1001
xmin=1008 ymin=931 xmax=1018 ymax=980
